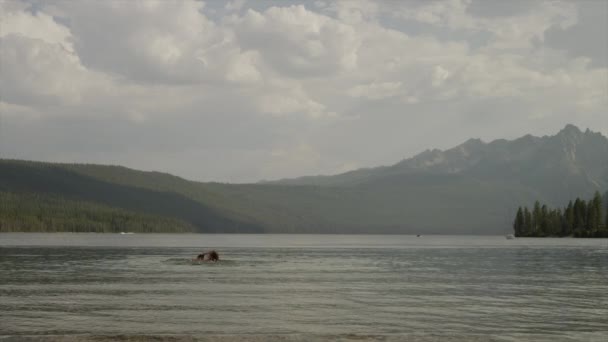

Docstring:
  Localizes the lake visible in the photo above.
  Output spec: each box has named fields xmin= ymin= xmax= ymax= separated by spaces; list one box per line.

xmin=1 ymin=233 xmax=607 ymax=341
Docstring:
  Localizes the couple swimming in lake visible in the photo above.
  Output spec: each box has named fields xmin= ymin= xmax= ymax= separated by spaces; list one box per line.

xmin=193 ymin=250 xmax=219 ymax=262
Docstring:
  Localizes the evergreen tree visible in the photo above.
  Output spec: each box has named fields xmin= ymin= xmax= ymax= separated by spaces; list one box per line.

xmin=539 ymin=204 xmax=549 ymax=236
xmin=591 ymin=191 xmax=603 ymax=231
xmin=573 ymin=198 xmax=586 ymax=231
xmin=605 ymin=202 xmax=608 ymax=231
xmin=512 ymin=192 xmax=608 ymax=238
xmin=0 ymin=192 xmax=196 ymax=233
xmin=513 ymin=207 xmax=524 ymax=236
xmin=551 ymin=208 xmax=562 ymax=236
xmin=581 ymin=199 xmax=588 ymax=230
xmin=604 ymin=191 xmax=608 ymax=229
xmin=564 ymin=200 xmax=574 ymax=235
xmin=532 ymin=201 xmax=541 ymax=235
xmin=523 ymin=207 xmax=532 ymax=235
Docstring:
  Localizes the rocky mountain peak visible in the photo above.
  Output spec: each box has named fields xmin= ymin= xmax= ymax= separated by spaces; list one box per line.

xmin=557 ymin=124 xmax=584 ymax=142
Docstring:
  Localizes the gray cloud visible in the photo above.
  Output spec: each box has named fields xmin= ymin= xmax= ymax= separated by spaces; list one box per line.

xmin=545 ymin=0 xmax=608 ymax=67
xmin=233 ymin=5 xmax=360 ymax=77
xmin=466 ymin=0 xmax=534 ymax=18
xmin=0 ymin=0 xmax=606 ymax=183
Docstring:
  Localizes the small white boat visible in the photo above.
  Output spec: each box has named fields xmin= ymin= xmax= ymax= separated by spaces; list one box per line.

xmin=505 ymin=234 xmax=515 ymax=240
xmin=120 ymin=232 xmax=135 ymax=235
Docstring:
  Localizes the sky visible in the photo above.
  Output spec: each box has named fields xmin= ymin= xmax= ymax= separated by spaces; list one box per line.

xmin=0 ymin=0 xmax=607 ymax=183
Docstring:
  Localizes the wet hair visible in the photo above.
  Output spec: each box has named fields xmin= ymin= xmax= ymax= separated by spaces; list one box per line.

xmin=208 ymin=250 xmax=219 ymax=261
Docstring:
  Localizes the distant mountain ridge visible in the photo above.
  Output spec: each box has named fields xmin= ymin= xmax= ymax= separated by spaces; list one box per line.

xmin=268 ymin=124 xmax=608 ymax=204
xmin=1 ymin=125 xmax=606 ymax=234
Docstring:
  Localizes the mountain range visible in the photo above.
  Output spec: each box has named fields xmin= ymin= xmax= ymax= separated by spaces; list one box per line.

xmin=1 ymin=124 xmax=606 ymax=234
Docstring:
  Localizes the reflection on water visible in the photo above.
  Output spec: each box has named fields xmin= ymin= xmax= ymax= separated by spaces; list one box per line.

xmin=1 ymin=234 xmax=607 ymax=341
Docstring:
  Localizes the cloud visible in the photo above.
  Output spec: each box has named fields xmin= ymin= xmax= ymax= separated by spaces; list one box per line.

xmin=255 ymin=80 xmax=334 ymax=118
xmin=0 ymin=34 xmax=83 ymax=106
xmin=431 ymin=65 xmax=450 ymax=87
xmin=348 ymin=82 xmax=403 ymax=100
xmin=225 ymin=0 xmax=247 ymax=12
xmin=0 ymin=4 xmax=88 ymax=107
xmin=0 ymin=0 xmax=606 ymax=182
xmin=320 ymin=0 xmax=380 ymax=24
xmin=544 ymin=0 xmax=608 ymax=67
xmin=53 ymin=0 xmax=260 ymax=85
xmin=393 ymin=0 xmax=577 ymax=50
xmin=0 ymin=2 xmax=74 ymax=51
xmin=232 ymin=5 xmax=360 ymax=77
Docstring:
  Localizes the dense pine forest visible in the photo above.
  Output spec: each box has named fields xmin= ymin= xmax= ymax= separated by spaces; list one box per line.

xmin=0 ymin=160 xmax=264 ymax=233
xmin=513 ymin=191 xmax=608 ymax=237
xmin=0 ymin=192 xmax=195 ymax=233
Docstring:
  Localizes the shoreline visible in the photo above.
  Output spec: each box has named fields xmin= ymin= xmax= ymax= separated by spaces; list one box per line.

xmin=1 ymin=333 xmax=605 ymax=342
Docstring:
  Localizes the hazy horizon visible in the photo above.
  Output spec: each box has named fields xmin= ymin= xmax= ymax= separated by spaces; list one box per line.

xmin=0 ymin=123 xmax=604 ymax=185
xmin=1 ymin=0 xmax=607 ymax=183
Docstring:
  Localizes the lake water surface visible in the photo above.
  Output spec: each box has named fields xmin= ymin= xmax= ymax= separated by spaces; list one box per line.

xmin=1 ymin=234 xmax=607 ymax=341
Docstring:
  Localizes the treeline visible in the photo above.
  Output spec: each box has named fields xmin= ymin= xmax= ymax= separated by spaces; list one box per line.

xmin=0 ymin=160 xmax=264 ymax=233
xmin=513 ymin=191 xmax=608 ymax=237
xmin=0 ymin=192 xmax=195 ymax=233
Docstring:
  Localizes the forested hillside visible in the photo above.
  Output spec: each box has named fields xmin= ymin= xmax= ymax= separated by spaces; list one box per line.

xmin=0 ymin=161 xmax=262 ymax=233
xmin=0 ymin=192 xmax=194 ymax=233
xmin=1 ymin=125 xmax=606 ymax=234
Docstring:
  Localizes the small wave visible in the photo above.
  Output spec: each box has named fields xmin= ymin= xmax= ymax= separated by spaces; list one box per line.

xmin=162 ymin=258 xmax=236 ymax=266
xmin=0 ymin=333 xmax=603 ymax=342
xmin=161 ymin=258 xmax=192 ymax=264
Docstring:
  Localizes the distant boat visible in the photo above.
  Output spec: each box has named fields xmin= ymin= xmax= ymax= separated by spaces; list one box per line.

xmin=120 ymin=232 xmax=135 ymax=235
xmin=506 ymin=234 xmax=515 ymax=240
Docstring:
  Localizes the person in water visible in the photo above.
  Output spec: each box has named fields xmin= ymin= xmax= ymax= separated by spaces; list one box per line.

xmin=194 ymin=250 xmax=219 ymax=262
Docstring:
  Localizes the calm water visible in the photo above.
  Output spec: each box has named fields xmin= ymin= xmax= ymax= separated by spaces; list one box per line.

xmin=1 ymin=234 xmax=607 ymax=341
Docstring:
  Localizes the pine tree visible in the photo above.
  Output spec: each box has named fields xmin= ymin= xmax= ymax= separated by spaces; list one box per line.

xmin=540 ymin=204 xmax=549 ymax=235
xmin=514 ymin=207 xmax=524 ymax=236
xmin=564 ymin=200 xmax=574 ymax=236
xmin=513 ymin=192 xmax=608 ymax=238
xmin=573 ymin=198 xmax=585 ymax=231
xmin=532 ymin=201 xmax=541 ymax=236
xmin=523 ymin=207 xmax=532 ymax=236
xmin=552 ymin=209 xmax=562 ymax=236
xmin=591 ymin=191 xmax=603 ymax=231
xmin=604 ymin=191 xmax=608 ymax=230
xmin=605 ymin=203 xmax=608 ymax=231
xmin=581 ymin=199 xmax=588 ymax=230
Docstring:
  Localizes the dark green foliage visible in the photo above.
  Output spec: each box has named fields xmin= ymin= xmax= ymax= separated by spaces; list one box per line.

xmin=513 ymin=191 xmax=608 ymax=237
xmin=590 ymin=191 xmax=603 ymax=230
xmin=513 ymin=207 xmax=524 ymax=236
xmin=532 ymin=201 xmax=541 ymax=235
xmin=1 ymin=146 xmax=606 ymax=234
xmin=0 ymin=159 xmax=537 ymax=234
xmin=605 ymin=191 xmax=608 ymax=230
xmin=563 ymin=201 xmax=574 ymax=236
xmin=0 ymin=192 xmax=195 ymax=233
xmin=0 ymin=160 xmax=263 ymax=233
xmin=523 ymin=207 xmax=532 ymax=234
